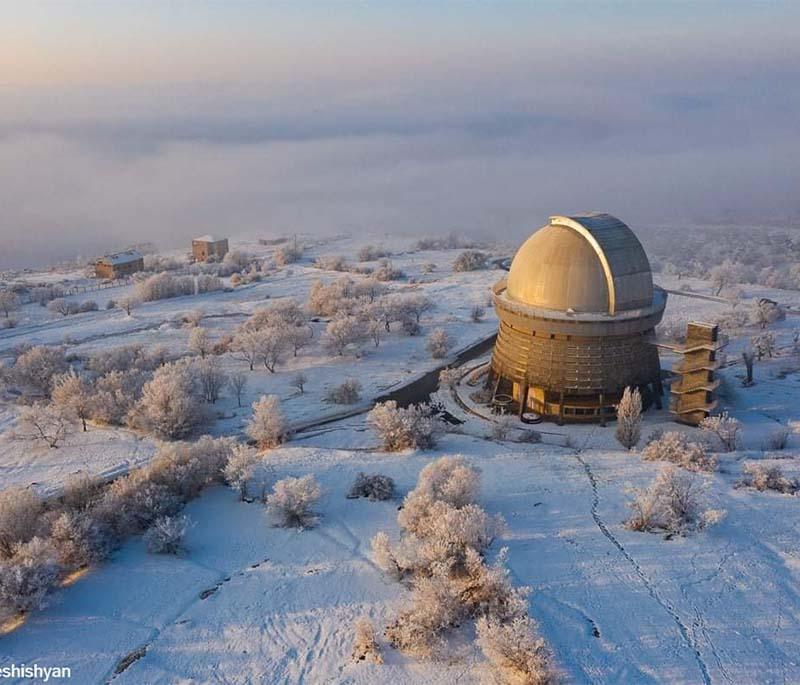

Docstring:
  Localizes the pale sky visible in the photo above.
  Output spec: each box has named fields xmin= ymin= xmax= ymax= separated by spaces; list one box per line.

xmin=1 ymin=2 xmax=799 ymax=267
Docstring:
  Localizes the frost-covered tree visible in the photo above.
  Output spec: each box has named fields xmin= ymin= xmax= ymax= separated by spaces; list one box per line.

xmin=224 ymin=444 xmax=261 ymax=500
xmin=116 ymin=296 xmax=138 ymax=316
xmin=751 ymin=332 xmax=776 ymax=360
xmin=710 ymin=259 xmax=743 ymax=296
xmin=641 ymin=431 xmax=717 ymax=472
xmin=0 ymin=291 xmax=20 ymax=318
xmin=144 ymin=515 xmax=190 ymax=554
xmin=266 ymin=475 xmax=321 ymax=528
xmin=228 ymin=371 xmax=248 ymax=407
xmin=470 ymin=304 xmax=485 ymax=323
xmin=49 ymin=511 xmax=111 ymax=569
xmin=323 ymin=315 xmax=366 ymax=356
xmin=0 ymin=537 xmax=61 ymax=614
xmin=0 ymin=488 xmax=43 ymax=558
xmin=352 ymin=617 xmax=382 ymax=664
xmin=290 ymin=372 xmax=308 ymax=395
xmin=246 ymin=395 xmax=287 ymax=448
xmin=699 ymin=412 xmax=741 ymax=452
xmin=750 ymin=298 xmax=785 ymax=329
xmin=188 ymin=327 xmax=212 ymax=358
xmin=368 ymin=401 xmax=440 ymax=451
xmin=615 ymin=386 xmax=642 ymax=450
xmin=285 ymin=326 xmax=313 ymax=357
xmin=14 ymin=403 xmax=75 ymax=448
xmin=195 ymin=358 xmax=227 ymax=404
xmin=134 ymin=362 xmax=204 ymax=439
xmin=12 ymin=345 xmax=68 ymax=397
xmin=51 ymin=369 xmax=94 ymax=431
xmin=47 ymin=298 xmax=78 ymax=317
xmin=427 ymin=328 xmax=453 ymax=359
xmin=230 ymin=328 xmax=263 ymax=370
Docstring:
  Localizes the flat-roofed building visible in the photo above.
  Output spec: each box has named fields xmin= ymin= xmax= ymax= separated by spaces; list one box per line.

xmin=192 ymin=235 xmax=229 ymax=262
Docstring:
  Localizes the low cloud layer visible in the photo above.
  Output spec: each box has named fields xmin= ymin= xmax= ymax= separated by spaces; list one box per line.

xmin=1 ymin=3 xmax=799 ymax=268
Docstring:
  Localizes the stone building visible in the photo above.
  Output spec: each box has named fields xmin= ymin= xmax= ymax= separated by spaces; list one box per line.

xmin=489 ymin=213 xmax=667 ymax=423
xmin=192 ymin=235 xmax=229 ymax=262
xmin=94 ymin=250 xmax=144 ymax=279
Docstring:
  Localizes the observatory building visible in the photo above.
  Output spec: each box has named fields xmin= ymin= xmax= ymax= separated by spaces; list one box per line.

xmin=489 ymin=213 xmax=667 ymax=423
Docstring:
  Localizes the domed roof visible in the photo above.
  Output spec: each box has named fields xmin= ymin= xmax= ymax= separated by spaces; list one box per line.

xmin=506 ymin=213 xmax=654 ymax=315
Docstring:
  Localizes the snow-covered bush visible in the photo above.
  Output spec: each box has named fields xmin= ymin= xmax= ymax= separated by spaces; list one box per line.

xmin=438 ymin=367 xmax=460 ymax=389
xmin=763 ymin=426 xmax=790 ymax=451
xmin=146 ymin=436 xmax=234 ymax=501
xmin=412 ymin=455 xmax=481 ymax=509
xmin=0 ymin=488 xmax=43 ymax=558
xmin=347 ymin=472 xmax=395 ymax=501
xmin=14 ymin=403 xmax=75 ymax=448
xmin=491 ymin=415 xmax=514 ymax=441
xmin=314 ymin=254 xmax=349 ymax=271
xmin=134 ymin=361 xmax=204 ymax=439
xmin=60 ymin=473 xmax=104 ymax=512
xmin=374 ymin=259 xmax=404 ymax=282
xmin=368 ymin=401 xmax=440 ymax=451
xmin=266 ymin=475 xmax=321 ymax=528
xmin=51 ymin=369 xmax=94 ymax=431
xmin=0 ymin=538 xmax=61 ymax=615
xmin=427 ymin=328 xmax=453 ymax=359
xmin=290 ymin=372 xmax=307 ymax=395
xmin=116 ymin=296 xmax=138 ymax=315
xmin=453 ymin=250 xmax=489 ymax=272
xmin=322 ymin=315 xmax=365 ymax=356
xmin=0 ymin=290 xmax=20 ymax=318
xmin=470 ymin=304 xmax=485 ymax=322
xmin=144 ymin=515 xmax=190 ymax=554
xmin=641 ymin=431 xmax=717 ymax=472
xmin=11 ymin=345 xmax=68 ymax=397
xmin=751 ymin=332 xmax=776 ymax=360
xmin=307 ymin=277 xmax=363 ymax=316
xmin=325 ymin=379 xmax=362 ymax=404
xmin=626 ymin=466 xmax=724 ymax=535
xmin=224 ymin=445 xmax=261 ymax=500
xmin=476 ymin=613 xmax=553 ymax=685
xmin=49 ymin=511 xmax=111 ymax=569
xmin=246 ymin=395 xmax=287 ymax=448
xmin=274 ymin=242 xmax=303 ymax=266
xmin=95 ymin=473 xmax=183 ymax=537
xmin=134 ymin=272 xmax=195 ymax=302
xmin=615 ymin=386 xmax=642 ymax=450
xmin=352 ymin=617 xmax=383 ymax=664
xmin=699 ymin=412 xmax=741 ymax=452
xmin=750 ymin=298 xmax=785 ymax=329
xmin=91 ymin=369 xmax=145 ymax=425
xmin=86 ymin=344 xmax=155 ymax=375
xmin=739 ymin=463 xmax=799 ymax=494
xmin=358 ymin=244 xmax=389 ymax=262
xmin=47 ymin=298 xmax=80 ymax=317
xmin=230 ymin=328 xmax=265 ymax=371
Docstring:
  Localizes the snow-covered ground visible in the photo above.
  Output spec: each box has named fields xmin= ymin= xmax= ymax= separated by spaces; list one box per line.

xmin=2 ymin=234 xmax=800 ymax=683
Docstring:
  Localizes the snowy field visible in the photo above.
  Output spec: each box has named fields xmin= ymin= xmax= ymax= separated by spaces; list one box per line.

xmin=2 ymin=233 xmax=800 ymax=683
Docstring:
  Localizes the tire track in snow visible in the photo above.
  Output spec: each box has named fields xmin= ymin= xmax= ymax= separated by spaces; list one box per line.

xmin=571 ymin=448 xmax=713 ymax=685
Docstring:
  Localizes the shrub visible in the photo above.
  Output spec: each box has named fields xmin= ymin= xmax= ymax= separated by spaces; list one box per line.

xmin=49 ymin=511 xmax=111 ymax=569
xmin=352 ymin=617 xmax=383 ymax=664
xmin=438 ymin=367 xmax=460 ymax=389
xmin=116 ymin=296 xmax=138 ymax=315
xmin=274 ymin=243 xmax=303 ymax=266
xmin=79 ymin=300 xmax=99 ymax=313
xmin=246 ymin=395 xmax=287 ymax=448
xmin=290 ymin=372 xmax=308 ymax=395
xmin=11 ymin=345 xmax=68 ymax=397
xmin=374 ymin=259 xmax=404 ymax=282
xmin=313 ymin=254 xmax=348 ymax=271
xmin=0 ymin=488 xmax=43 ymax=558
xmin=453 ymin=250 xmax=488 ymax=272
xmin=95 ymin=474 xmax=183 ymax=537
xmin=195 ymin=358 xmax=228 ymax=404
xmin=699 ymin=412 xmax=741 ymax=452
xmin=347 ymin=473 xmax=395 ymax=501
xmin=491 ymin=415 xmax=514 ymax=441
xmin=357 ymin=245 xmax=389 ymax=262
xmin=470 ymin=304 xmax=485 ymax=322
xmin=368 ymin=401 xmax=440 ymax=451
xmin=144 ymin=515 xmax=190 ymax=554
xmin=134 ymin=272 xmax=195 ymax=302
xmin=0 ymin=538 xmax=61 ymax=615
xmin=625 ymin=466 xmax=725 ymax=535
xmin=188 ymin=327 xmax=212 ymax=357
xmin=763 ymin=426 xmax=790 ymax=451
xmin=322 ymin=315 xmax=365 ymax=356
xmin=47 ymin=298 xmax=80 ymax=317
xmin=60 ymin=473 xmax=105 ymax=512
xmin=427 ymin=328 xmax=453 ymax=359
xmin=266 ymin=475 xmax=321 ymax=528
xmin=615 ymin=386 xmax=642 ymax=450
xmin=325 ymin=379 xmax=362 ymax=405
xmin=739 ymin=463 xmax=799 ymax=494
xmin=641 ymin=431 xmax=717 ymax=472
xmin=476 ymin=614 xmax=553 ymax=685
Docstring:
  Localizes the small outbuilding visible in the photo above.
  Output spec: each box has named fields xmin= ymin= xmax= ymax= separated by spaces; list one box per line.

xmin=94 ymin=250 xmax=144 ymax=279
xmin=192 ymin=235 xmax=229 ymax=262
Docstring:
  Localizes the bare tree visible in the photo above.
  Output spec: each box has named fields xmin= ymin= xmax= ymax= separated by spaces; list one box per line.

xmin=290 ymin=372 xmax=308 ymax=395
xmin=470 ymin=304 xmax=485 ymax=323
xmin=14 ymin=403 xmax=75 ymax=448
xmin=196 ymin=358 xmax=228 ymax=404
xmin=116 ymin=296 xmax=138 ymax=316
xmin=751 ymin=332 xmax=776 ymax=360
xmin=228 ymin=371 xmax=248 ymax=407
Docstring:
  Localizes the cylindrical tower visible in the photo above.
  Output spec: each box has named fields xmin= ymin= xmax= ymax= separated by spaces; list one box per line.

xmin=489 ymin=213 xmax=667 ymax=423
